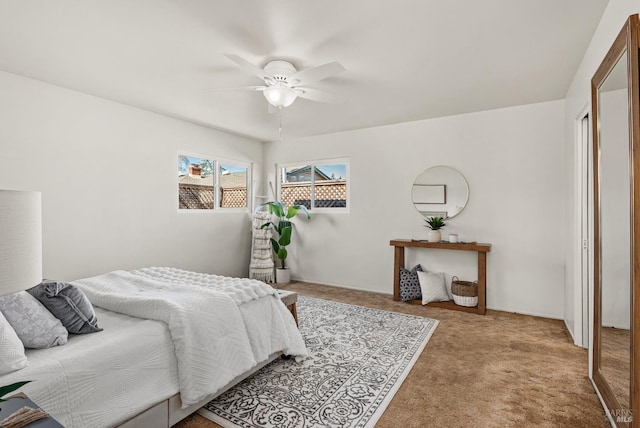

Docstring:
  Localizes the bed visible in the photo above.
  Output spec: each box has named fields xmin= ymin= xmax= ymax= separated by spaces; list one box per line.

xmin=0 ymin=267 xmax=306 ymax=427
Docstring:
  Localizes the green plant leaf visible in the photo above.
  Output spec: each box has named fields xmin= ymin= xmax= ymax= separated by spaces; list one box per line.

xmin=277 ymin=247 xmax=288 ymax=261
xmin=260 ymin=221 xmax=274 ymax=230
xmin=268 ymin=202 xmax=285 ymax=219
xmin=279 ymin=225 xmax=292 ymax=247
xmin=285 ymin=205 xmax=299 ymax=219
xmin=292 ymin=204 xmax=311 ymax=219
xmin=424 ymin=216 xmax=445 ymax=230
xmin=278 ymin=220 xmax=291 ymax=232
xmin=270 ymin=238 xmax=280 ymax=254
xmin=0 ymin=381 xmax=31 ymax=402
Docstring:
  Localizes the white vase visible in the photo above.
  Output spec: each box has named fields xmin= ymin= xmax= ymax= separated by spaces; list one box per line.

xmin=276 ymin=268 xmax=291 ymax=284
xmin=427 ymin=230 xmax=441 ymax=242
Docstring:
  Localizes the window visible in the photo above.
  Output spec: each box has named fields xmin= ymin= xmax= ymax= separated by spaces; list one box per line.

xmin=219 ymin=163 xmax=248 ymax=209
xmin=178 ymin=154 xmax=214 ymax=210
xmin=178 ymin=153 xmax=250 ymax=211
xmin=277 ymin=159 xmax=349 ymax=212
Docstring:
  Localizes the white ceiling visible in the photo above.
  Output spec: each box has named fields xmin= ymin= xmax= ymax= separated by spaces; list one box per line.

xmin=0 ymin=0 xmax=608 ymax=142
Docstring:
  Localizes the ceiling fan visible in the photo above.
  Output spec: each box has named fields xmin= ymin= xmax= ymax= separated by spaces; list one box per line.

xmin=223 ymin=54 xmax=345 ymax=109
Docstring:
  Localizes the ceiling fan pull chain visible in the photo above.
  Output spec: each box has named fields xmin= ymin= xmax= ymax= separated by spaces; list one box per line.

xmin=279 ymin=107 xmax=283 ymax=143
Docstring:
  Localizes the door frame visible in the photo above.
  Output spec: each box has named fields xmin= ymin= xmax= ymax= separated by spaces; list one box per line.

xmin=573 ymin=104 xmax=592 ymax=349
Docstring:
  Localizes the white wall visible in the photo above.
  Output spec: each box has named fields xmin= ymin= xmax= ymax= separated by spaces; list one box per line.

xmin=563 ymin=1 xmax=640 ymax=345
xmin=0 ymin=71 xmax=263 ymax=281
xmin=265 ymin=99 xmax=566 ymax=318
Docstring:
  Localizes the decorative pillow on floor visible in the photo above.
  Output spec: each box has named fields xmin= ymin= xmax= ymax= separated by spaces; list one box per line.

xmin=399 ymin=264 xmax=423 ymax=302
xmin=0 ymin=291 xmax=68 ymax=348
xmin=418 ymin=270 xmax=449 ymax=305
xmin=28 ymin=281 xmax=103 ymax=334
xmin=0 ymin=311 xmax=28 ymax=375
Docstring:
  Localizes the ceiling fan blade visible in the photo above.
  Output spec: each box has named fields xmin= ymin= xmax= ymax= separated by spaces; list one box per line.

xmin=223 ymin=54 xmax=272 ymax=82
xmin=288 ymin=61 xmax=345 ymax=86
xmin=295 ymin=87 xmax=342 ymax=103
xmin=204 ymin=85 xmax=266 ymax=92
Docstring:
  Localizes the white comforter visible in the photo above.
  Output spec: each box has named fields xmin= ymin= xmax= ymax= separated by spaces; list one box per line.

xmin=72 ymin=268 xmax=307 ymax=408
xmin=0 ymin=308 xmax=179 ymax=428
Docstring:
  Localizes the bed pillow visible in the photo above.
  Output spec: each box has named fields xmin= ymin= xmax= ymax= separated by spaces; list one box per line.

xmin=0 ymin=310 xmax=28 ymax=375
xmin=0 ymin=291 xmax=68 ymax=348
xmin=399 ymin=264 xmax=423 ymax=302
xmin=28 ymin=281 xmax=103 ymax=334
xmin=417 ymin=271 xmax=449 ymax=305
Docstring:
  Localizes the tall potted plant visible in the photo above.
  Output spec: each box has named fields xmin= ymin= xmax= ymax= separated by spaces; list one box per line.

xmin=259 ymin=201 xmax=311 ymax=284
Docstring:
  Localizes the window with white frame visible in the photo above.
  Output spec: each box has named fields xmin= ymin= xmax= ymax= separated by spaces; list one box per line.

xmin=219 ymin=162 xmax=249 ymax=209
xmin=277 ymin=159 xmax=349 ymax=211
xmin=178 ymin=153 xmax=250 ymax=211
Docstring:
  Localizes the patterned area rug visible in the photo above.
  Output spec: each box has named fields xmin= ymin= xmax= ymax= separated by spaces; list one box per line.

xmin=198 ymin=296 xmax=438 ymax=428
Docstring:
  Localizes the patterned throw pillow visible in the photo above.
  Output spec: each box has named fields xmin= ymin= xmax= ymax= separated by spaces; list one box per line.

xmin=418 ymin=271 xmax=449 ymax=305
xmin=399 ymin=264 xmax=423 ymax=302
xmin=0 ymin=291 xmax=68 ymax=348
xmin=28 ymin=281 xmax=103 ymax=334
xmin=0 ymin=310 xmax=28 ymax=375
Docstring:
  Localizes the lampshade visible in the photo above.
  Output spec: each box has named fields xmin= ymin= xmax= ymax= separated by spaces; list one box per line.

xmin=0 ymin=190 xmax=42 ymax=297
xmin=263 ymin=86 xmax=298 ymax=108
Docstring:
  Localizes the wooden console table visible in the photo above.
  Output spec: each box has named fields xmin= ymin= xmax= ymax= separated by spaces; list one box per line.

xmin=390 ymin=239 xmax=492 ymax=315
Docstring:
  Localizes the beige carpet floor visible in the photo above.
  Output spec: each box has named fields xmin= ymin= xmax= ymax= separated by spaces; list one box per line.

xmin=175 ymin=281 xmax=607 ymax=428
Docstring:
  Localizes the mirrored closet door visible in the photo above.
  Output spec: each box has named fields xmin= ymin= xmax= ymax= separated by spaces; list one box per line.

xmin=591 ymin=14 xmax=640 ymax=427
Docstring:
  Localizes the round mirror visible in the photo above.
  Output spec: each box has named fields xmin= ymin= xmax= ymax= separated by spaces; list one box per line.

xmin=412 ymin=166 xmax=469 ymax=219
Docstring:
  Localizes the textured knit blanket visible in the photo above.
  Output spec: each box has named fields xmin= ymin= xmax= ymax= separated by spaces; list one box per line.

xmin=72 ymin=267 xmax=304 ymax=407
xmin=250 ymin=211 xmax=275 ymax=282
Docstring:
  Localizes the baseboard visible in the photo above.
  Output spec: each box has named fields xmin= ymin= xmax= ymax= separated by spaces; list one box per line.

xmin=563 ymin=318 xmax=580 ymax=346
xmin=290 ymin=277 xmax=393 ymax=296
xmin=290 ymin=277 xmax=564 ymax=320
xmin=591 ymin=377 xmax=616 ymax=427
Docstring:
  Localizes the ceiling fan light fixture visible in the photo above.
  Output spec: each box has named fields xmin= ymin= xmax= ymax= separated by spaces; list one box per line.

xmin=263 ymin=85 xmax=298 ymax=108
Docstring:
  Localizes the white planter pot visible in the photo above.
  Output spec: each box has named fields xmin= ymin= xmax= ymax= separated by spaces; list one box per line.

xmin=427 ymin=230 xmax=441 ymax=242
xmin=276 ymin=268 xmax=291 ymax=284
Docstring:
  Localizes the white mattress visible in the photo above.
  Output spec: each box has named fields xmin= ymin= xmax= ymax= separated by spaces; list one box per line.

xmin=0 ymin=308 xmax=179 ymax=428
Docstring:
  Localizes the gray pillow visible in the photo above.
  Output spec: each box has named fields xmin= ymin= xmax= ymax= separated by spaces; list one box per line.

xmin=28 ymin=281 xmax=102 ymax=334
xmin=399 ymin=264 xmax=423 ymax=302
xmin=0 ymin=291 xmax=68 ymax=348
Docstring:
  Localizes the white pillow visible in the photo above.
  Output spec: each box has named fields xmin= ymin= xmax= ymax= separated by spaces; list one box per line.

xmin=0 ymin=310 xmax=28 ymax=375
xmin=417 ymin=271 xmax=449 ymax=305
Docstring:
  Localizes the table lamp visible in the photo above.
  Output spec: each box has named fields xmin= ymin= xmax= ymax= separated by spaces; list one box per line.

xmin=0 ymin=190 xmax=42 ymax=297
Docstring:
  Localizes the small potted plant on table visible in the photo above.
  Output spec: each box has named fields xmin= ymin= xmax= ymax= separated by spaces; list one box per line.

xmin=424 ymin=216 xmax=446 ymax=242
xmin=259 ymin=201 xmax=311 ymax=284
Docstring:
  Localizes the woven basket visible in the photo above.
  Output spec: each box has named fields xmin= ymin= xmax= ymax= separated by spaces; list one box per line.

xmin=451 ymin=276 xmax=478 ymax=307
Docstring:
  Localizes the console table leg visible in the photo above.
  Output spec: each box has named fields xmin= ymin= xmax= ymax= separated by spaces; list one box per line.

xmin=478 ymin=252 xmax=487 ymax=315
xmin=393 ymin=246 xmax=405 ymax=301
